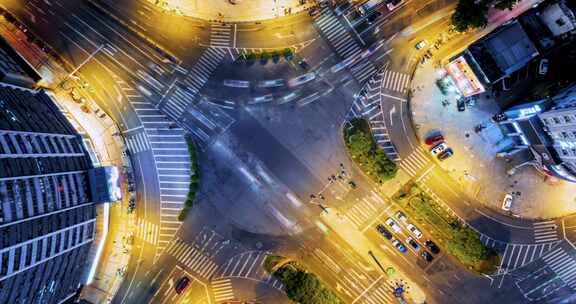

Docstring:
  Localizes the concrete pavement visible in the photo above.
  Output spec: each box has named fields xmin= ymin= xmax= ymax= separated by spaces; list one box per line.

xmin=149 ymin=0 xmax=317 ymax=22
xmin=411 ymin=62 xmax=576 ymax=219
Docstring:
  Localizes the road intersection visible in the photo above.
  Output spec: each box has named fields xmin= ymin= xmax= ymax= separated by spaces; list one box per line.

xmin=4 ymin=0 xmax=576 ymax=303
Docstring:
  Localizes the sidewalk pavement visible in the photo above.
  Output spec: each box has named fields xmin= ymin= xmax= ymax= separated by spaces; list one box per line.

xmin=0 ymin=17 xmax=137 ymax=303
xmin=410 ymin=62 xmax=576 ymax=220
xmin=53 ymin=89 xmax=137 ymax=303
xmin=148 ymin=0 xmax=317 ymax=22
xmin=405 ymin=0 xmax=576 ymax=220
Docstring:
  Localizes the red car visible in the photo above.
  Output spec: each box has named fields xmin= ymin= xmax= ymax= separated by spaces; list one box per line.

xmin=175 ymin=276 xmax=191 ymax=294
xmin=425 ymin=134 xmax=444 ymax=146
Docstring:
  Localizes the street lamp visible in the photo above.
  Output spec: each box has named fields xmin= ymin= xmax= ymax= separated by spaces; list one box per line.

xmin=58 ymin=44 xmax=105 ymax=89
xmin=309 ymin=200 xmax=329 ymax=214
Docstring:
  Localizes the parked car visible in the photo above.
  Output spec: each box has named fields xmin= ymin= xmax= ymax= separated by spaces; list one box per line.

xmin=395 ymin=211 xmax=408 ymax=223
xmin=421 ymin=251 xmax=434 ymax=262
xmin=502 ymin=193 xmax=514 ymax=211
xmin=392 ymin=239 xmax=407 ymax=253
xmin=367 ymin=11 xmax=382 ymax=24
xmin=407 ymin=237 xmax=421 ymax=251
xmin=492 ymin=113 xmax=507 ymax=123
xmin=430 ymin=142 xmax=448 ymax=156
xmin=407 ymin=223 xmax=423 ymax=239
xmin=385 ymin=218 xmax=402 ymax=233
xmin=425 ymin=240 xmax=440 ymax=254
xmin=174 ymin=276 xmax=191 ymax=294
xmin=386 ymin=0 xmax=403 ymax=10
xmin=425 ymin=134 xmax=444 ymax=146
xmin=457 ymin=98 xmax=466 ymax=111
xmin=437 ymin=148 xmax=454 ymax=161
xmin=415 ymin=40 xmax=427 ymax=50
xmin=376 ymin=224 xmax=393 ymax=240
xmin=539 ymin=58 xmax=549 ymax=75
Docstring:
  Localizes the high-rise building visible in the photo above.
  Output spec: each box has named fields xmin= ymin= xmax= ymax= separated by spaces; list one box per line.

xmin=0 ymin=82 xmax=97 ymax=303
xmin=0 ymin=36 xmax=103 ymax=303
xmin=496 ymin=84 xmax=576 ymax=182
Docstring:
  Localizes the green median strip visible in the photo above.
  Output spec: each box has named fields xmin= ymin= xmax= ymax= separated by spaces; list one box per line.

xmin=343 ymin=118 xmax=397 ymax=184
xmin=395 ymin=184 xmax=500 ymax=274
xmin=178 ymin=135 xmax=200 ymax=221
xmin=264 ymin=255 xmax=343 ymax=304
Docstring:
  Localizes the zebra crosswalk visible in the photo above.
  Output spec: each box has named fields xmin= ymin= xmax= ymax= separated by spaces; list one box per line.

xmin=166 ymin=238 xmax=219 ymax=279
xmin=343 ymin=191 xmax=390 ymax=230
xmin=313 ymin=7 xmax=376 ymax=84
xmin=349 ymin=69 xmax=400 ymax=161
xmin=542 ymin=246 xmax=576 ymax=289
xmin=480 ymin=234 xmax=560 ymax=272
xmin=135 ymin=218 xmax=159 ymax=245
xmin=210 ymin=22 xmax=234 ymax=48
xmin=214 ymin=251 xmax=284 ymax=291
xmin=399 ymin=148 xmax=431 ymax=177
xmin=159 ymin=47 xmax=226 ymax=119
xmin=354 ymin=282 xmax=399 ymax=304
xmin=211 ymin=278 xmax=235 ymax=303
xmin=380 ymin=69 xmax=410 ymax=93
xmin=125 ymin=132 xmax=150 ymax=154
xmin=113 ymin=76 xmax=190 ymax=259
xmin=533 ymin=220 xmax=561 ymax=243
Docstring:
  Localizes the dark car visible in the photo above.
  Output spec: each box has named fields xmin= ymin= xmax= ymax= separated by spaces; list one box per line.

xmin=367 ymin=11 xmax=382 ymax=24
xmin=425 ymin=240 xmax=440 ymax=254
xmin=407 ymin=237 xmax=420 ymax=251
xmin=298 ymin=60 xmax=310 ymax=70
xmin=425 ymin=134 xmax=444 ymax=146
xmin=437 ymin=148 xmax=454 ymax=161
xmin=421 ymin=251 xmax=434 ymax=262
xmin=457 ymin=98 xmax=466 ymax=111
xmin=492 ymin=113 xmax=507 ymax=122
xmin=392 ymin=240 xmax=407 ymax=253
xmin=376 ymin=224 xmax=393 ymax=240
xmin=175 ymin=276 xmax=191 ymax=294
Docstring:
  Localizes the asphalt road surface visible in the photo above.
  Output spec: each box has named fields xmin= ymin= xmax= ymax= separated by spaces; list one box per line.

xmin=6 ymin=0 xmax=576 ymax=303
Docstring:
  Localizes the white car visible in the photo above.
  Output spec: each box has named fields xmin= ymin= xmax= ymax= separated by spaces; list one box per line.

xmin=257 ymin=79 xmax=284 ymax=88
xmin=430 ymin=142 xmax=448 ymax=156
xmin=223 ymin=79 xmax=250 ymax=88
xmin=395 ymin=211 xmax=408 ymax=223
xmin=385 ymin=218 xmax=402 ymax=233
xmin=502 ymin=193 xmax=514 ymax=211
xmin=415 ymin=40 xmax=427 ymax=50
xmin=407 ymin=224 xmax=423 ymax=239
xmin=287 ymin=72 xmax=316 ymax=87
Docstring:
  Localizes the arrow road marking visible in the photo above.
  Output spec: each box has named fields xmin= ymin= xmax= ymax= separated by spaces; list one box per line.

xmin=389 ymin=105 xmax=396 ymax=126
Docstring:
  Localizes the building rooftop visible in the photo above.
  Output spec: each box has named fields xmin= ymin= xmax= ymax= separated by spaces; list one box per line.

xmin=539 ymin=2 xmax=576 ymax=37
xmin=466 ymin=21 xmax=539 ymax=84
xmin=483 ymin=21 xmax=540 ymax=76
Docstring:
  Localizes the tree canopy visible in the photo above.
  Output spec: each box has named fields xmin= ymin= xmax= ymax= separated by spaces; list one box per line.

xmin=451 ymin=0 xmax=489 ymax=32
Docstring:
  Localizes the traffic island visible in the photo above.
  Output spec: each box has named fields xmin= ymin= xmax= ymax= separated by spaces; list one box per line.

xmin=264 ymin=255 xmax=343 ymax=304
xmin=394 ymin=183 xmax=500 ymax=274
xmin=178 ymin=135 xmax=201 ymax=221
xmin=343 ymin=118 xmax=398 ymax=184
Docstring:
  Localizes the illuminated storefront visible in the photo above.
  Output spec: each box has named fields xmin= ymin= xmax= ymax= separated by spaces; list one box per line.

xmin=445 ymin=56 xmax=485 ymax=97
